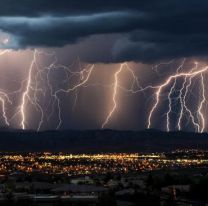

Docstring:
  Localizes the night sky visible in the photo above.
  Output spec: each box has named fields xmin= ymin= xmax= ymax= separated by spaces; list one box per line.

xmin=0 ymin=0 xmax=208 ymax=132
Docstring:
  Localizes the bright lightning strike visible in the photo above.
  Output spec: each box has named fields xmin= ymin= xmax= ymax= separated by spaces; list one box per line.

xmin=147 ymin=62 xmax=208 ymax=132
xmin=52 ymin=64 xmax=94 ymax=129
xmin=101 ymin=60 xmax=208 ymax=133
xmin=5 ymin=50 xmax=94 ymax=131
xmin=102 ymin=63 xmax=143 ymax=129
xmin=20 ymin=50 xmax=37 ymax=130
xmin=0 ymin=50 xmax=13 ymax=126
xmin=101 ymin=64 xmax=124 ymax=129
xmin=0 ymin=49 xmax=207 ymax=133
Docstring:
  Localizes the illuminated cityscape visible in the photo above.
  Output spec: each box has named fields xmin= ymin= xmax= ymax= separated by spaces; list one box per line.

xmin=0 ymin=150 xmax=208 ymax=175
xmin=0 ymin=150 xmax=205 ymax=205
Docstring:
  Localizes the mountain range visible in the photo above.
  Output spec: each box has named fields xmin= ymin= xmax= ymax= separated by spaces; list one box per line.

xmin=0 ymin=129 xmax=207 ymax=152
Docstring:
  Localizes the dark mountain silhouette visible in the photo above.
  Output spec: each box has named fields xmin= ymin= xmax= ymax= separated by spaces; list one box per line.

xmin=0 ymin=129 xmax=207 ymax=152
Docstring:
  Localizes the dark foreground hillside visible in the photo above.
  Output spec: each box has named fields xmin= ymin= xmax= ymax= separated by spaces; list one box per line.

xmin=0 ymin=129 xmax=208 ymax=152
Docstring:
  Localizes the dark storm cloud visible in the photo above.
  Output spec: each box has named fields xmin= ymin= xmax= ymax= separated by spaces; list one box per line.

xmin=0 ymin=12 xmax=144 ymax=47
xmin=0 ymin=0 xmax=159 ymax=16
xmin=1 ymin=0 xmax=208 ymax=63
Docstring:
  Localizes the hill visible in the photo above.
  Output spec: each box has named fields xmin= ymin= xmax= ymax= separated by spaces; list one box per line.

xmin=0 ymin=129 xmax=208 ymax=152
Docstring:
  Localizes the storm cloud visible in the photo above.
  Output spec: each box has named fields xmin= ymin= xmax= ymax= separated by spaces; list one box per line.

xmin=0 ymin=0 xmax=208 ymax=63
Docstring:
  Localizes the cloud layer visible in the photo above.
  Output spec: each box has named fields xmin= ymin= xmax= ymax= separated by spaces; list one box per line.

xmin=0 ymin=0 xmax=208 ymax=63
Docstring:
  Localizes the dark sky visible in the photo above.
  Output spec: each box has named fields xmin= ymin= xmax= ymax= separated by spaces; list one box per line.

xmin=0 ymin=0 xmax=208 ymax=63
xmin=0 ymin=1 xmax=207 ymax=132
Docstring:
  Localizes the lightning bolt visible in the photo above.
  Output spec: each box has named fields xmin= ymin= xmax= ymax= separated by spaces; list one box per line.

xmin=47 ymin=64 xmax=94 ymax=129
xmin=102 ymin=64 xmax=124 ymax=129
xmin=183 ymin=63 xmax=200 ymax=131
xmin=147 ymin=63 xmax=208 ymax=132
xmin=166 ymin=59 xmax=185 ymax=132
xmin=0 ymin=48 xmax=208 ymax=133
xmin=0 ymin=91 xmax=12 ymax=126
xmin=102 ymin=60 xmax=207 ymax=132
xmin=102 ymin=63 xmax=143 ymax=129
xmin=198 ymin=74 xmax=206 ymax=133
xmin=0 ymin=50 xmax=13 ymax=126
xmin=177 ymin=75 xmax=187 ymax=131
xmin=20 ymin=50 xmax=38 ymax=130
xmin=18 ymin=49 xmax=95 ymax=130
